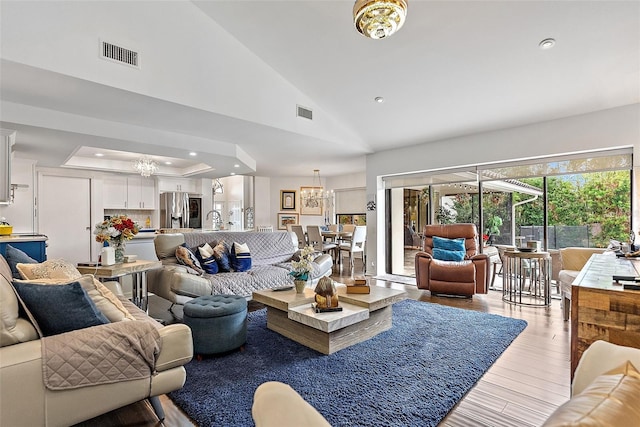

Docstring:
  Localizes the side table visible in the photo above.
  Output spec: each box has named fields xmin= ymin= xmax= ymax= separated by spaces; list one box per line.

xmin=76 ymin=260 xmax=162 ymax=311
xmin=503 ymin=250 xmax=551 ymax=306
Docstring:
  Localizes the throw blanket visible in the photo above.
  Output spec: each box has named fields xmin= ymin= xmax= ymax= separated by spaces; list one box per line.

xmin=42 ymin=320 xmax=161 ymax=390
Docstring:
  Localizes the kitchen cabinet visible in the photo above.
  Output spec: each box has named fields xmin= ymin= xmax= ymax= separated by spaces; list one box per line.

xmin=127 ymin=176 xmax=156 ymax=209
xmin=158 ymin=177 xmax=197 ymax=194
xmin=0 ymin=129 xmax=16 ymax=205
xmin=103 ymin=175 xmax=156 ymax=210
xmin=103 ymin=175 xmax=128 ymax=209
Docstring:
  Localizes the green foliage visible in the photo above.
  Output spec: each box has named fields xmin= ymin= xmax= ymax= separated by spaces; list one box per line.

xmin=442 ymin=171 xmax=630 ymax=248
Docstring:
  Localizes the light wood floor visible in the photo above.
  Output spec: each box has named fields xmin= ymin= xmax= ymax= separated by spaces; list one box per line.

xmin=77 ymin=257 xmax=570 ymax=427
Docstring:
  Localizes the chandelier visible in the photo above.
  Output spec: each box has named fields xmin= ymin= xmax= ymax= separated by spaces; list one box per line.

xmin=301 ymin=169 xmax=333 ymax=206
xmin=132 ymin=157 xmax=159 ymax=177
xmin=353 ymin=0 xmax=408 ymax=39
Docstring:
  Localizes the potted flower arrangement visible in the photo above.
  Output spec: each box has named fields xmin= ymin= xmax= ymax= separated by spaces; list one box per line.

xmin=94 ymin=215 xmax=139 ymax=263
xmin=290 ymin=245 xmax=315 ymax=293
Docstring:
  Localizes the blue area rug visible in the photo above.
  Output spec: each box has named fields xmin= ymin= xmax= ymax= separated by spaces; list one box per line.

xmin=168 ymin=299 xmax=527 ymax=427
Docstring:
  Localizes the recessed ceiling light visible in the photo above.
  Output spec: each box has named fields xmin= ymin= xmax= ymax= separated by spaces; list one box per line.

xmin=539 ymin=38 xmax=556 ymax=50
xmin=234 ymin=164 xmax=240 ymax=168
xmin=94 ymin=153 xmax=104 ymax=157
xmin=164 ymin=161 xmax=172 ymax=165
xmin=189 ymin=152 xmax=197 ymax=156
xmin=230 ymin=172 xmax=236 ymax=176
xmin=374 ymin=96 xmax=384 ymax=103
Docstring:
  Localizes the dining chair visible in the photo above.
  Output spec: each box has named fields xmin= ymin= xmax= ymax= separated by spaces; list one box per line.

xmin=339 ymin=225 xmax=366 ymax=271
xmin=307 ymin=225 xmax=337 ymax=256
xmin=288 ymin=224 xmax=307 ymax=249
xmin=328 ymin=224 xmax=339 ymax=232
xmin=341 ymin=224 xmax=356 ymax=244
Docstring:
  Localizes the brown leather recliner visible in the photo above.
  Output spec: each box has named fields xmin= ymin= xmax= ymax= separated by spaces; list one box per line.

xmin=415 ymin=223 xmax=490 ymax=297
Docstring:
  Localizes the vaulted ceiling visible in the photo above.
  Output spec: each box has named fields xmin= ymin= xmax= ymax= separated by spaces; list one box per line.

xmin=1 ymin=1 xmax=638 ymax=178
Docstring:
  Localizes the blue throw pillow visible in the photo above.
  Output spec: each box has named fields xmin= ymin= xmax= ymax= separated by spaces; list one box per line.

xmin=5 ymin=245 xmax=37 ymax=279
xmin=195 ymin=243 xmax=219 ymax=275
xmin=432 ymin=248 xmax=466 ymax=262
xmin=432 ymin=236 xmax=466 ymax=252
xmin=230 ymin=242 xmax=252 ymax=272
xmin=213 ymin=241 xmax=232 ymax=272
xmin=12 ymin=281 xmax=109 ymax=336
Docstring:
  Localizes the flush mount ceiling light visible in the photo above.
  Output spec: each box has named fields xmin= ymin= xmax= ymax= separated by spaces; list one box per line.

xmin=539 ymin=38 xmax=556 ymax=50
xmin=354 ymin=0 xmax=408 ymax=39
xmin=132 ymin=157 xmax=159 ymax=177
xmin=374 ymin=96 xmax=385 ymax=103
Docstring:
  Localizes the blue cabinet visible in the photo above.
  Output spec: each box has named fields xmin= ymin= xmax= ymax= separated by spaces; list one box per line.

xmin=0 ymin=236 xmax=48 ymax=262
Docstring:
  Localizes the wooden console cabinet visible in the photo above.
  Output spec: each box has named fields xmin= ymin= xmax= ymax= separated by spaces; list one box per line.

xmin=570 ymin=253 xmax=640 ymax=379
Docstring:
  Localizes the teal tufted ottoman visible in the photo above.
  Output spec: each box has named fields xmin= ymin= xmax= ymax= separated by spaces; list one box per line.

xmin=183 ymin=295 xmax=248 ymax=356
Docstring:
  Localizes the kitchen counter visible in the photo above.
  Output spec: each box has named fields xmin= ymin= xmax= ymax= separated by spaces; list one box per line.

xmin=0 ymin=234 xmax=48 ymax=262
xmin=0 ymin=233 xmax=48 ymax=242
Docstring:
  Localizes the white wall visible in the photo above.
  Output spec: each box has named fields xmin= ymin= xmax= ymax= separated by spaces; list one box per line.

xmin=366 ymin=104 xmax=640 ymax=276
xmin=263 ymin=173 xmax=366 ymax=230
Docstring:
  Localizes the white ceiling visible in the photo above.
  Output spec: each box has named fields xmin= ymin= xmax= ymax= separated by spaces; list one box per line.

xmin=1 ymin=0 xmax=638 ymax=178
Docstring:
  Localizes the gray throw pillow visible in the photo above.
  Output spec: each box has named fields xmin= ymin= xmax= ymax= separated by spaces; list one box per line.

xmin=5 ymin=245 xmax=37 ymax=279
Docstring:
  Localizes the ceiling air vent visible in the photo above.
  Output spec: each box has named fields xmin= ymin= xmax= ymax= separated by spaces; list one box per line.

xmin=100 ymin=41 xmax=139 ymax=68
xmin=296 ymin=105 xmax=313 ymax=120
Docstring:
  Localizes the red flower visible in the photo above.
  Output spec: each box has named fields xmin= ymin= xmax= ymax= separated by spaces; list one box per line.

xmin=482 ymin=234 xmax=489 ymax=241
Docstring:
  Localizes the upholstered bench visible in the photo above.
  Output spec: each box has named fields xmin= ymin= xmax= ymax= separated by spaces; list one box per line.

xmin=183 ymin=295 xmax=248 ymax=356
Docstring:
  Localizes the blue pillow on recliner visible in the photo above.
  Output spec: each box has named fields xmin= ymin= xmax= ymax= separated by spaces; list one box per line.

xmin=432 ymin=236 xmax=467 ymax=261
xmin=432 ymin=236 xmax=466 ymax=252
xmin=432 ymin=248 xmax=466 ymax=262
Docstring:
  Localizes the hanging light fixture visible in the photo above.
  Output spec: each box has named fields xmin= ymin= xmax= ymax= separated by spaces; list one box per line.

xmin=301 ymin=169 xmax=333 ymax=207
xmin=132 ymin=157 xmax=159 ymax=177
xmin=353 ymin=0 xmax=408 ymax=39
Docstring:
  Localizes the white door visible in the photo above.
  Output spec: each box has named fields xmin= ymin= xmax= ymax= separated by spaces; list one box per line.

xmin=40 ymin=175 xmax=92 ymax=263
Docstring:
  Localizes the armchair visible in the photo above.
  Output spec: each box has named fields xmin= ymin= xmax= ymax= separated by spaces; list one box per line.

xmin=415 ymin=224 xmax=490 ymax=297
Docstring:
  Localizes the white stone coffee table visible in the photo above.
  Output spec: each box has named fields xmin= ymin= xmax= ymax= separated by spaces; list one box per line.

xmin=252 ymin=285 xmax=407 ymax=354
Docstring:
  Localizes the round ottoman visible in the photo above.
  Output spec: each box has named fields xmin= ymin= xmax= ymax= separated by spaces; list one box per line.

xmin=183 ymin=295 xmax=248 ymax=355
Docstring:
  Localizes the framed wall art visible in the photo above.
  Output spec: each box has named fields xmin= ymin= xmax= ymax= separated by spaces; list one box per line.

xmin=299 ymin=187 xmax=323 ymax=216
xmin=277 ymin=212 xmax=299 ymax=230
xmin=280 ymin=190 xmax=296 ymax=211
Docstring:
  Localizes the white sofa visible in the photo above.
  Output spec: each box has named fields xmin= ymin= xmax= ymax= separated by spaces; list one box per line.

xmin=252 ymin=340 xmax=640 ymax=426
xmin=0 ymin=255 xmax=193 ymax=427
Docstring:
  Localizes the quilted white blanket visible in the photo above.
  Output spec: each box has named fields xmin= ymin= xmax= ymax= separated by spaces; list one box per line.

xmin=41 ymin=320 xmax=160 ymax=390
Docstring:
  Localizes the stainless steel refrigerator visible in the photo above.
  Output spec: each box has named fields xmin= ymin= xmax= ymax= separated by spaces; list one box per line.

xmin=159 ymin=192 xmax=202 ymax=229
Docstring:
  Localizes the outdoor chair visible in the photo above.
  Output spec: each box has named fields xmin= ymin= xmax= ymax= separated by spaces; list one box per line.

xmin=415 ymin=223 xmax=490 ymax=297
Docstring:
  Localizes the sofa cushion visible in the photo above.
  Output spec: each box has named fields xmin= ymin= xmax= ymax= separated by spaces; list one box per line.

xmin=12 ymin=280 xmax=110 ymax=336
xmin=16 ymin=258 xmax=81 ymax=281
xmin=5 ymin=245 xmax=37 ymax=279
xmin=231 ymin=242 xmax=252 ymax=272
xmin=543 ymin=361 xmax=640 ymax=426
xmin=213 ymin=240 xmax=232 ymax=272
xmin=14 ymin=275 xmax=135 ymax=322
xmin=176 ymin=245 xmax=204 ymax=275
xmin=0 ymin=255 xmax=39 ymax=346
